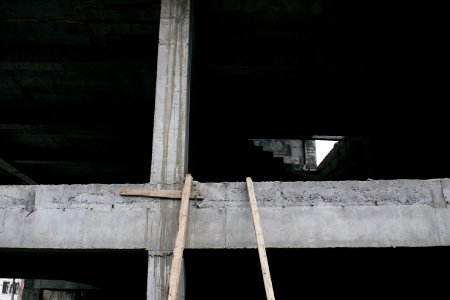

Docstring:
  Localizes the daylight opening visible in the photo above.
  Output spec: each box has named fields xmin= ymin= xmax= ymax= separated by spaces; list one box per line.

xmin=316 ymin=140 xmax=338 ymax=166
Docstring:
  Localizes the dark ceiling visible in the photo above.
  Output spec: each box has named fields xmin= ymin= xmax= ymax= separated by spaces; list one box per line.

xmin=0 ymin=0 xmax=446 ymax=184
xmin=189 ymin=0 xmax=445 ymax=135
xmin=0 ymin=0 xmax=160 ymax=184
xmin=188 ymin=0 xmax=448 ymax=182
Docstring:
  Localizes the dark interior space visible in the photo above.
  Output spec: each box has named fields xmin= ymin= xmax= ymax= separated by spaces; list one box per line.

xmin=188 ymin=0 xmax=448 ymax=182
xmin=189 ymin=0 xmax=444 ymax=135
xmin=315 ymin=136 xmax=450 ymax=181
xmin=0 ymin=248 xmax=148 ymax=300
xmin=0 ymin=0 xmax=161 ymax=185
xmin=0 ymin=0 xmax=446 ymax=185
xmin=185 ymin=247 xmax=447 ymax=300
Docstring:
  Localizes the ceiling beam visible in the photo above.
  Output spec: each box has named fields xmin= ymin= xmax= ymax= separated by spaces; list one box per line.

xmin=0 ymin=45 xmax=158 ymax=63
xmin=0 ymin=158 xmax=37 ymax=184
xmin=0 ymin=61 xmax=154 ymax=72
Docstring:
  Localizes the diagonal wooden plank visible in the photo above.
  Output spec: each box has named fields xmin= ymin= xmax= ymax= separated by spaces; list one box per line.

xmin=246 ymin=177 xmax=276 ymax=300
xmin=167 ymin=173 xmax=193 ymax=300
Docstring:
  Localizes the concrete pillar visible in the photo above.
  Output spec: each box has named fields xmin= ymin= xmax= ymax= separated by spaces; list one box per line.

xmin=150 ymin=0 xmax=192 ymax=184
xmin=147 ymin=252 xmax=185 ymax=300
xmin=21 ymin=280 xmax=40 ymax=300
xmin=146 ymin=189 xmax=187 ymax=300
xmin=21 ymin=289 xmax=40 ymax=300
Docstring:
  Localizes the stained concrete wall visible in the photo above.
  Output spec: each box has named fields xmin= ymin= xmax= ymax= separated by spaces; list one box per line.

xmin=1 ymin=179 xmax=450 ymax=250
xmin=150 ymin=0 xmax=191 ymax=185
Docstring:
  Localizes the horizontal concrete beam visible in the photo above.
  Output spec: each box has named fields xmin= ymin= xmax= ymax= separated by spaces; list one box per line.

xmin=1 ymin=179 xmax=449 ymax=250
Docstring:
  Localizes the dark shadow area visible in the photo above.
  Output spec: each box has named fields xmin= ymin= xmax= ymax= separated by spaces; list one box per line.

xmin=0 ymin=248 xmax=148 ymax=300
xmin=188 ymin=0 xmax=446 ymax=182
xmin=316 ymin=136 xmax=450 ymax=181
xmin=185 ymin=247 xmax=447 ymax=300
xmin=0 ymin=0 xmax=161 ymax=184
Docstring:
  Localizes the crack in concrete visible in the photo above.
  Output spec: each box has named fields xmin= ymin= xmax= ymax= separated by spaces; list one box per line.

xmin=25 ymin=207 xmax=36 ymax=217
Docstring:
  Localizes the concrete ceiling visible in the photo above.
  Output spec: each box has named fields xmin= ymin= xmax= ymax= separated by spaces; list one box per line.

xmin=0 ymin=0 xmax=160 ymax=184
xmin=0 ymin=0 xmax=445 ymax=184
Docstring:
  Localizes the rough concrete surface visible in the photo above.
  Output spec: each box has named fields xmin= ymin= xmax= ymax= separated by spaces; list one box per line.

xmin=150 ymin=0 xmax=191 ymax=185
xmin=1 ymin=179 xmax=449 ymax=251
xmin=2 ymin=179 xmax=449 ymax=300
xmin=193 ymin=179 xmax=440 ymax=208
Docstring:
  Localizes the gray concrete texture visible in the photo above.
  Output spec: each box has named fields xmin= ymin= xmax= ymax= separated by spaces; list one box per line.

xmin=150 ymin=0 xmax=191 ymax=185
xmin=1 ymin=178 xmax=450 ymax=250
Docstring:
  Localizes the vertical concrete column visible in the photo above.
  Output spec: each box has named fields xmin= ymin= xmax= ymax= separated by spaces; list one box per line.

xmin=21 ymin=280 xmax=40 ymax=300
xmin=150 ymin=0 xmax=192 ymax=184
xmin=21 ymin=289 xmax=41 ymax=300
xmin=147 ymin=252 xmax=185 ymax=300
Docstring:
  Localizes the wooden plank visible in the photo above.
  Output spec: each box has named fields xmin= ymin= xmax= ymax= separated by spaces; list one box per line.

xmin=167 ymin=173 xmax=193 ymax=300
xmin=246 ymin=177 xmax=276 ymax=300
xmin=120 ymin=188 xmax=202 ymax=199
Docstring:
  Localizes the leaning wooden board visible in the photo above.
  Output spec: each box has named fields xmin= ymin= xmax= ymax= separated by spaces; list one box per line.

xmin=167 ymin=174 xmax=193 ymax=300
xmin=246 ymin=177 xmax=276 ymax=300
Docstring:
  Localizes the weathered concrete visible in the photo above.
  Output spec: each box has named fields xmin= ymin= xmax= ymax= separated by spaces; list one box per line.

xmin=2 ymin=179 xmax=450 ymax=300
xmin=0 ymin=184 xmax=153 ymax=249
xmin=147 ymin=253 xmax=185 ymax=300
xmin=150 ymin=0 xmax=191 ymax=185
xmin=146 ymin=6 xmax=192 ymax=295
xmin=1 ymin=179 xmax=449 ymax=250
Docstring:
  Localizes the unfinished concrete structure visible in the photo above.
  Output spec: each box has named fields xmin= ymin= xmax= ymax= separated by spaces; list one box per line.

xmin=1 ymin=0 xmax=448 ymax=299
